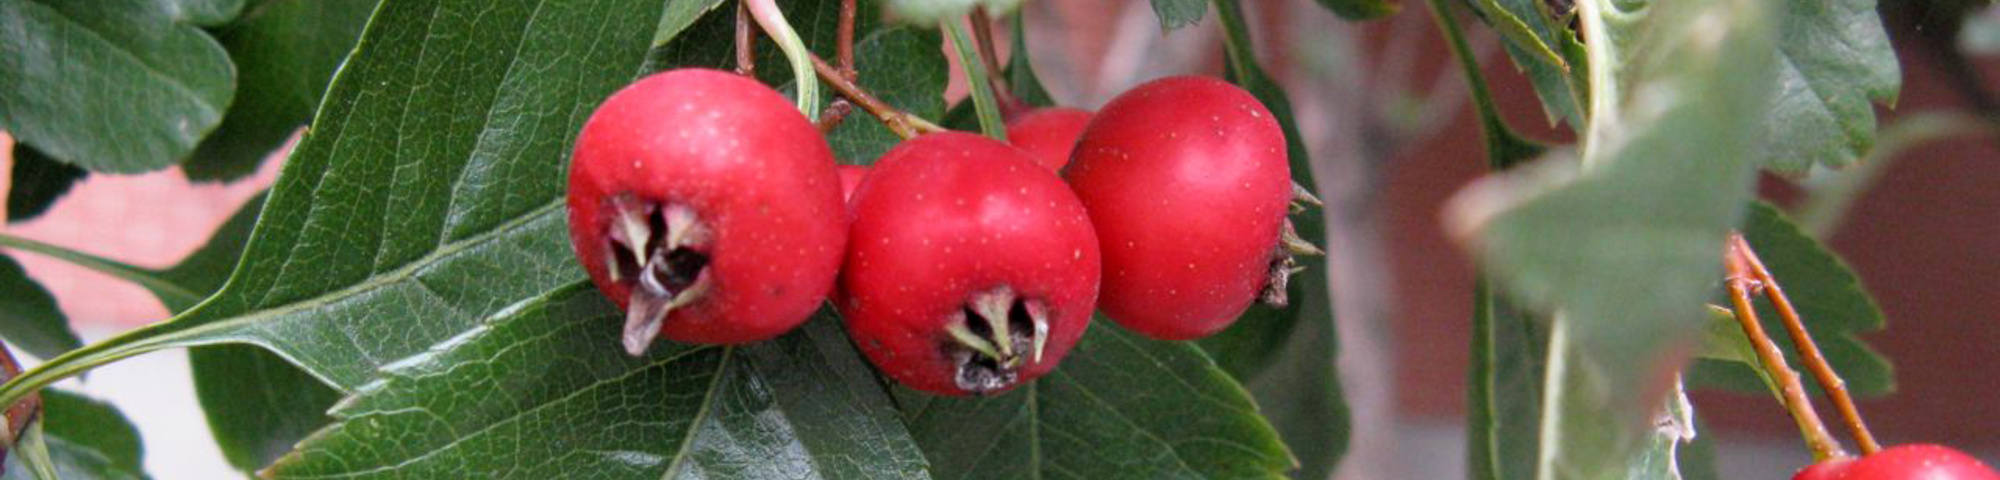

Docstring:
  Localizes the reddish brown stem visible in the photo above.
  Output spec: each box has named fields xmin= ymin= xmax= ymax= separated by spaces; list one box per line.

xmin=837 ymin=0 xmax=857 ymax=80
xmin=1727 ymin=240 xmax=1846 ymax=462
xmin=968 ymin=9 xmax=1023 ymax=118
xmin=734 ymin=0 xmax=756 ymax=76
xmin=1731 ymin=234 xmax=1882 ymax=455
xmin=809 ymin=53 xmax=943 ymax=139
xmin=817 ymin=0 xmax=859 ymax=132
xmin=0 ymin=344 xmax=41 ymax=469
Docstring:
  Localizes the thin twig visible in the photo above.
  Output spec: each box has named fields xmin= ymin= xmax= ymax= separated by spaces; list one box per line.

xmin=837 ymin=0 xmax=857 ymax=80
xmin=1726 ymin=240 xmax=1846 ymax=461
xmin=809 ymin=53 xmax=944 ymax=138
xmin=735 ymin=0 xmax=756 ymax=76
xmin=818 ymin=0 xmax=859 ymax=131
xmin=1731 ymin=234 xmax=1882 ymax=455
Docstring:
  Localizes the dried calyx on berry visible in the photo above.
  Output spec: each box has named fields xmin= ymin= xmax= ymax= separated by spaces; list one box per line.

xmin=601 ymin=194 xmax=714 ymax=356
xmin=942 ymin=286 xmax=1052 ymax=393
xmin=1261 ymin=183 xmax=1327 ymax=307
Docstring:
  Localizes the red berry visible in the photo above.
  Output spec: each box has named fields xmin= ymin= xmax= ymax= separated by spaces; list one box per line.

xmin=839 ymin=132 xmax=1100 ymax=396
xmin=1794 ymin=445 xmax=2000 ymax=480
xmin=568 ymin=69 xmax=846 ymax=353
xmin=836 ymin=164 xmax=868 ymax=202
xmin=1065 ymin=76 xmax=1296 ymax=340
xmin=1005 ymin=107 xmax=1092 ymax=171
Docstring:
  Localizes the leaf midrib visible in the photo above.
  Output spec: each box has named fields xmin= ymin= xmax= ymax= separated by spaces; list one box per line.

xmin=160 ymin=199 xmax=567 ymax=391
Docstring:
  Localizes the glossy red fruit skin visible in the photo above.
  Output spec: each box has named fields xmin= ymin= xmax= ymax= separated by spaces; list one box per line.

xmin=836 ymin=164 xmax=868 ymax=202
xmin=568 ymin=69 xmax=846 ymax=344
xmin=1064 ymin=76 xmax=1290 ymax=340
xmin=840 ymin=132 xmax=1100 ymax=395
xmin=1005 ymin=107 xmax=1092 ymax=171
xmin=1794 ymin=445 xmax=2000 ymax=480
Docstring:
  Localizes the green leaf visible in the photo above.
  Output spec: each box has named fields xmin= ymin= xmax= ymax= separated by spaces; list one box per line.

xmin=1452 ymin=0 xmax=1776 ymax=476
xmin=267 ymin=285 xmax=931 ymax=479
xmin=0 ymin=253 xmax=80 ymax=360
xmin=1759 ymin=0 xmax=1900 ymax=173
xmin=183 ymin=0 xmax=381 ymax=183
xmin=1150 ymin=0 xmax=1208 ymax=30
xmin=0 ymin=0 xmax=236 ymax=173
xmin=190 ymin=344 xmax=341 ymax=473
xmin=823 ymin=28 xmax=947 ymax=163
xmin=2 ymin=390 xmax=148 ymax=480
xmin=1197 ymin=2 xmax=1351 ymax=476
xmin=166 ymin=0 xmax=247 ymax=26
xmin=1005 ymin=16 xmax=1054 ymax=109
xmin=1461 ymin=0 xmax=1587 ymax=126
xmin=5 ymin=144 xmax=86 ymax=224
xmin=903 ymin=320 xmax=1294 ymax=480
xmin=1688 ymin=202 xmax=1893 ymax=397
xmin=1466 ymin=281 xmax=1546 ymax=480
xmin=1622 ymin=382 xmax=1696 ymax=480
xmin=653 ymin=0 xmax=728 ymax=48
xmin=18 ymin=0 xmax=683 ymax=392
xmin=1311 ymin=0 xmax=1398 ymax=21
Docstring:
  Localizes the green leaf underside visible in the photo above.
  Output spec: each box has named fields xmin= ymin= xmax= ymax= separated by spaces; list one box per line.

xmin=183 ymin=0 xmax=381 ymax=183
xmin=172 ymin=194 xmax=343 ymax=473
xmin=1150 ymin=0 xmax=1208 ymax=30
xmin=1467 ymin=0 xmax=1776 ymax=477
xmin=1467 ymin=280 xmax=1545 ymax=480
xmin=1198 ymin=1 xmax=1352 ymax=477
xmin=116 ymin=0 xmax=677 ymax=392
xmin=901 ymin=320 xmax=1293 ymax=480
xmin=269 ymin=286 xmax=930 ymax=479
xmin=1759 ymin=0 xmax=1900 ymax=173
xmin=5 ymin=144 xmax=87 ymax=224
xmin=1687 ymin=202 xmax=1892 ymax=397
xmin=0 ymin=0 xmax=236 ymax=173
xmin=0 ymin=253 xmax=82 ymax=360
xmin=1 ymin=390 xmax=148 ymax=480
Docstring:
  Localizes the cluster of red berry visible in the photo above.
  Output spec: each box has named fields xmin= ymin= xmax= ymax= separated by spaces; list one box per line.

xmin=565 ymin=69 xmax=1311 ymax=396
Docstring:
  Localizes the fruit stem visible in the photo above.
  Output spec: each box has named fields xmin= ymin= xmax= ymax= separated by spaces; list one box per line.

xmin=967 ymin=8 xmax=1021 ymax=118
xmin=816 ymin=0 xmax=860 ymax=132
xmin=942 ymin=17 xmax=1008 ymax=141
xmin=1730 ymin=234 xmax=1882 ymax=455
xmin=734 ymin=0 xmax=755 ymax=76
xmin=808 ymin=53 xmax=945 ymax=139
xmin=1725 ymin=239 xmax=1847 ymax=461
xmin=743 ymin=0 xmax=819 ymax=118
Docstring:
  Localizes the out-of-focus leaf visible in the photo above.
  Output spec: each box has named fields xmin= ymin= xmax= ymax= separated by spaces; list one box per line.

xmin=1623 ymin=382 xmax=1697 ymax=480
xmin=1313 ymin=0 xmax=1398 ymax=21
xmin=1150 ymin=0 xmax=1208 ymax=30
xmin=1448 ymin=0 xmax=1776 ymax=476
xmin=1467 ymin=280 xmax=1546 ymax=480
xmin=267 ymin=286 xmax=931 ymax=479
xmin=5 ymin=144 xmax=86 ymax=224
xmin=0 ymin=0 xmax=235 ymax=173
xmin=0 ymin=253 xmax=79 ymax=360
xmin=1 ymin=390 xmax=147 ymax=480
xmin=902 ymin=320 xmax=1294 ymax=480
xmin=182 ymin=0 xmax=380 ymax=183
